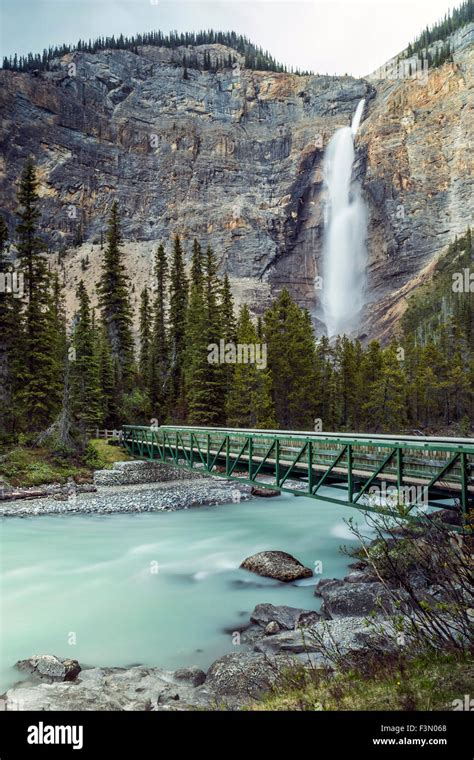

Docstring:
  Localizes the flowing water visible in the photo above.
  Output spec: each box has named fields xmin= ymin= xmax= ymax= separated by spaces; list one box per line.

xmin=322 ymin=98 xmax=368 ymax=337
xmin=0 ymin=490 xmax=368 ymax=691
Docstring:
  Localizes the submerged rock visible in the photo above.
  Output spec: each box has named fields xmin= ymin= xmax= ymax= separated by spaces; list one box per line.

xmin=15 ymin=655 xmax=81 ymax=683
xmin=251 ymin=487 xmax=280 ymax=498
xmin=240 ymin=551 xmax=313 ymax=582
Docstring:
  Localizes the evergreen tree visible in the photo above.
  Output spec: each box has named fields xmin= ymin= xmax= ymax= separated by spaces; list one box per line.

xmin=168 ymin=234 xmax=188 ymax=418
xmin=97 ymin=323 xmax=117 ymax=427
xmin=220 ymin=272 xmax=237 ymax=401
xmin=0 ymin=216 xmax=21 ymax=436
xmin=314 ymin=335 xmax=334 ymax=430
xmin=221 ymin=273 xmax=236 ymax=343
xmin=263 ymin=289 xmax=318 ymax=429
xmin=183 ymin=243 xmax=209 ymax=424
xmin=203 ymin=245 xmax=226 ymax=424
xmin=333 ymin=336 xmax=364 ymax=430
xmin=15 ymin=160 xmax=61 ymax=430
xmin=70 ymin=281 xmax=102 ymax=428
xmin=138 ymin=285 xmax=152 ymax=388
xmin=49 ymin=271 xmax=67 ymax=410
xmin=226 ymin=305 xmax=276 ymax=428
xmin=363 ymin=344 xmax=407 ymax=432
xmin=97 ymin=201 xmax=135 ymax=397
xmin=149 ymin=244 xmax=169 ymax=421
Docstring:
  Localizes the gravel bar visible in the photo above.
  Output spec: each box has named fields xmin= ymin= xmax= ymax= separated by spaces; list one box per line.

xmin=0 ymin=479 xmax=253 ymax=518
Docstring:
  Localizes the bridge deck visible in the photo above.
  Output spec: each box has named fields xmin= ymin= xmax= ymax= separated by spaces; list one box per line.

xmin=121 ymin=425 xmax=474 ymax=517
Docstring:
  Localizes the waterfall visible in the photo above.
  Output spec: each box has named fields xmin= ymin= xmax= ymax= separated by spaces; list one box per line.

xmin=321 ymin=98 xmax=368 ymax=338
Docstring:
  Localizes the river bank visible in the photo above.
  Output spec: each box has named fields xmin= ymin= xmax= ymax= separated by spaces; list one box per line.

xmin=3 ymin=536 xmax=470 ymax=711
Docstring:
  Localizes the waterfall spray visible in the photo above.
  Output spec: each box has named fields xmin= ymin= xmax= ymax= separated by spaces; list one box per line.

xmin=321 ymin=99 xmax=368 ymax=338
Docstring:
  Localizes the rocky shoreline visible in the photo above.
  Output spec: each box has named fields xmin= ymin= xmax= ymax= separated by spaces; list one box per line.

xmin=1 ymin=569 xmax=404 ymax=711
xmin=2 ymin=465 xmax=466 ymax=711
xmin=3 ymin=541 xmax=443 ymax=711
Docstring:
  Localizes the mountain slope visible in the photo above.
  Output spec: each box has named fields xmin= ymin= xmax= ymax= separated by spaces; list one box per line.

xmin=0 ymin=31 xmax=472 ymax=340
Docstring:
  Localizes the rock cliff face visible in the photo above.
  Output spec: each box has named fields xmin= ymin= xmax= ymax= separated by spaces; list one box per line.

xmin=0 ymin=32 xmax=472 ymax=340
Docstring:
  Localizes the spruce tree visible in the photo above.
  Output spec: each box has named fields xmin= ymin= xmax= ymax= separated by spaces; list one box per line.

xmin=138 ymin=285 xmax=152 ymax=388
xmin=220 ymin=272 xmax=237 ymax=404
xmin=0 ymin=216 xmax=21 ymax=436
xmin=149 ymin=243 xmax=169 ymax=421
xmin=71 ymin=281 xmax=102 ymax=429
xmin=97 ymin=323 xmax=117 ymax=427
xmin=168 ymin=234 xmax=188 ymax=418
xmin=183 ymin=244 xmax=209 ymax=424
xmin=203 ymin=245 xmax=226 ymax=424
xmin=363 ymin=344 xmax=407 ymax=432
xmin=264 ymin=289 xmax=318 ymax=429
xmin=16 ymin=160 xmax=61 ymax=431
xmin=226 ymin=305 xmax=276 ymax=428
xmin=49 ymin=272 xmax=67 ymax=412
xmin=97 ymin=201 xmax=135 ymax=397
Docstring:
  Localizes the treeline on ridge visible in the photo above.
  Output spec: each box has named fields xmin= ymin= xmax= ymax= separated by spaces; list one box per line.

xmin=403 ymin=0 xmax=473 ymax=65
xmin=1 ymin=29 xmax=312 ymax=76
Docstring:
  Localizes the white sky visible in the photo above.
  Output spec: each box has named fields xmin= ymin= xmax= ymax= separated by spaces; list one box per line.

xmin=0 ymin=0 xmax=461 ymax=76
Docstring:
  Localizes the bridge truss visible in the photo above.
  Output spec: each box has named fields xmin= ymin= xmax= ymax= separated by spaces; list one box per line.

xmin=121 ymin=425 xmax=474 ymax=518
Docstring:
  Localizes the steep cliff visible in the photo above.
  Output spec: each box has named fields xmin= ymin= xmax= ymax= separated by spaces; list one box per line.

xmin=0 ymin=32 xmax=472 ymax=340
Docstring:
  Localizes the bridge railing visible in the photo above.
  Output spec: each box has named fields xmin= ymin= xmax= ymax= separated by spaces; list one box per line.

xmin=121 ymin=425 xmax=474 ymax=516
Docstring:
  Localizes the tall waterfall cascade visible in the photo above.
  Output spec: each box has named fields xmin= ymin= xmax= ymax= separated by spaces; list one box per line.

xmin=321 ymin=99 xmax=368 ymax=338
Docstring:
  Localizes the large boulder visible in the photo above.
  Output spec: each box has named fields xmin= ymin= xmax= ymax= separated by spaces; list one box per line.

xmin=254 ymin=629 xmax=322 ymax=656
xmin=254 ymin=616 xmax=400 ymax=663
xmin=250 ymin=603 xmax=320 ymax=631
xmin=15 ymin=655 xmax=81 ymax=683
xmin=316 ymin=581 xmax=399 ymax=618
xmin=240 ymin=551 xmax=313 ymax=582
xmin=205 ymin=652 xmax=287 ymax=698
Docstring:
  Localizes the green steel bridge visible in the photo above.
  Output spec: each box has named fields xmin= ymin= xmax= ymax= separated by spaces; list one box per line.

xmin=121 ymin=425 xmax=474 ymax=518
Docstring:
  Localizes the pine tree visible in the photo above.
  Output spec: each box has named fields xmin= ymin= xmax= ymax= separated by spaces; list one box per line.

xmin=226 ymin=305 xmax=276 ymax=428
xmin=49 ymin=272 xmax=67 ymax=411
xmin=360 ymin=340 xmax=384 ymax=429
xmin=183 ymin=244 xmax=209 ymax=424
xmin=203 ymin=245 xmax=226 ymax=424
xmin=363 ymin=344 xmax=407 ymax=432
xmin=149 ymin=244 xmax=169 ymax=421
xmin=221 ymin=273 xmax=236 ymax=343
xmin=97 ymin=201 xmax=135 ymax=397
xmin=314 ymin=335 xmax=334 ymax=429
xmin=168 ymin=234 xmax=188 ymax=418
xmin=220 ymin=272 xmax=237 ymax=402
xmin=138 ymin=285 xmax=152 ymax=388
xmin=0 ymin=216 xmax=21 ymax=436
xmin=97 ymin=323 xmax=117 ymax=427
xmin=333 ymin=336 xmax=364 ymax=430
xmin=190 ymin=239 xmax=203 ymax=286
xmin=15 ymin=160 xmax=61 ymax=431
xmin=70 ymin=281 xmax=102 ymax=428
xmin=264 ymin=289 xmax=318 ymax=429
